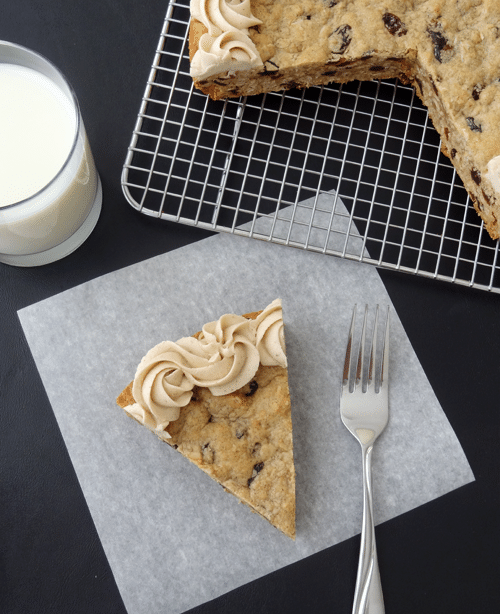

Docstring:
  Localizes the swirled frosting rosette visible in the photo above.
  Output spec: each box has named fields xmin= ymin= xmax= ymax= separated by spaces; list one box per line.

xmin=255 ymin=300 xmax=287 ymax=367
xmin=125 ymin=299 xmax=287 ymax=435
xmin=190 ymin=0 xmax=263 ymax=80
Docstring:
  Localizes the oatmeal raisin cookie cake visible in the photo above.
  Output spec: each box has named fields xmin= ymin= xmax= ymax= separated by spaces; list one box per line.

xmin=116 ymin=299 xmax=296 ymax=539
xmin=189 ymin=0 xmax=500 ymax=239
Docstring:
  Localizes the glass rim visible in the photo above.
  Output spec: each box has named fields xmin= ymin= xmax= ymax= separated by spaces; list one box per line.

xmin=0 ymin=40 xmax=82 ymax=212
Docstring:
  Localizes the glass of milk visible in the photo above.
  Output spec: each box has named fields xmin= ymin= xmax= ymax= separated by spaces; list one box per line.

xmin=0 ymin=41 xmax=102 ymax=266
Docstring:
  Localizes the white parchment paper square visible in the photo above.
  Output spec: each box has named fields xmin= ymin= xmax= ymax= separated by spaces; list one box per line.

xmin=18 ymin=198 xmax=474 ymax=614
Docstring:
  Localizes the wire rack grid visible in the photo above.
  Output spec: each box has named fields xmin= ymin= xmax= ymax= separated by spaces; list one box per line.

xmin=122 ymin=0 xmax=500 ymax=293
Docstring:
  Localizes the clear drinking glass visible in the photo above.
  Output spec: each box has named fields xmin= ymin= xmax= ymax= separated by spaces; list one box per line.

xmin=0 ymin=41 xmax=102 ymax=266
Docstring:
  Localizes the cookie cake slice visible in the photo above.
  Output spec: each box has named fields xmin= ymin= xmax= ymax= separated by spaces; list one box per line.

xmin=116 ymin=299 xmax=296 ymax=539
xmin=188 ymin=0 xmax=500 ymax=239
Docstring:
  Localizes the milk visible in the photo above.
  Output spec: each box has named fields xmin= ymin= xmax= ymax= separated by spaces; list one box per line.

xmin=0 ymin=64 xmax=76 ymax=206
xmin=0 ymin=49 xmax=101 ymax=266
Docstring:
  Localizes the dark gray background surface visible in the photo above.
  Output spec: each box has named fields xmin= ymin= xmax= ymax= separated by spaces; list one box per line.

xmin=1 ymin=2 xmax=499 ymax=613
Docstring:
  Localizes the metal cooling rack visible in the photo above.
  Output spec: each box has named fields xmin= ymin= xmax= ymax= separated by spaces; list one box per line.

xmin=122 ymin=0 xmax=500 ymax=293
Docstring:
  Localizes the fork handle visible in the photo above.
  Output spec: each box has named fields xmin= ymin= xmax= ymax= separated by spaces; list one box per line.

xmin=352 ymin=444 xmax=385 ymax=614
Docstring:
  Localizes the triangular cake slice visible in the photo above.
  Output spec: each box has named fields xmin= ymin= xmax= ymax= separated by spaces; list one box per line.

xmin=116 ymin=299 xmax=296 ymax=539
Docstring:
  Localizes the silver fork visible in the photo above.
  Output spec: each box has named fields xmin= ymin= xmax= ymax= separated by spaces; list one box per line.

xmin=340 ymin=305 xmax=389 ymax=614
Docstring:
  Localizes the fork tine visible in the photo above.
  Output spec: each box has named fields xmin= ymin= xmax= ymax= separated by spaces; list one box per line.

xmin=380 ymin=306 xmax=390 ymax=388
xmin=343 ymin=304 xmax=357 ymax=386
xmin=355 ymin=305 xmax=369 ymax=389
xmin=368 ymin=305 xmax=379 ymax=387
